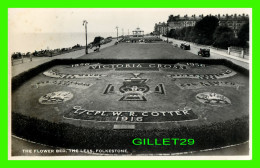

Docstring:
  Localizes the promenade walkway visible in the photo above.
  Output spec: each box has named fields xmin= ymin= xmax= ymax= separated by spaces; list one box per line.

xmin=161 ymin=36 xmax=250 ymax=70
xmin=11 ymin=38 xmax=249 ymax=78
xmin=11 ymin=39 xmax=118 ymax=77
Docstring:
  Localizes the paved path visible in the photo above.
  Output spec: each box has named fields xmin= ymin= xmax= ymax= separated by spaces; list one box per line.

xmin=80 ymin=42 xmax=204 ymax=60
xmin=161 ymin=36 xmax=250 ymax=70
xmin=12 ymin=38 xmax=249 ymax=78
xmin=80 ymin=41 xmax=249 ymax=70
xmin=11 ymin=39 xmax=118 ymax=77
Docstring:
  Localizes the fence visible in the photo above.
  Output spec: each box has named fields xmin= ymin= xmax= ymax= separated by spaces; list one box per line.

xmin=11 ymin=47 xmax=85 ymax=66
xmin=11 ymin=55 xmax=32 ymax=66
xmin=228 ymin=46 xmax=249 ymax=60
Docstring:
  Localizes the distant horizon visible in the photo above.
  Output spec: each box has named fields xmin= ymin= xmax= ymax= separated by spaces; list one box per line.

xmin=9 ymin=8 xmax=251 ymax=34
xmin=11 ymin=31 xmax=116 ymax=34
xmin=8 ymin=8 xmax=251 ymax=53
xmin=9 ymin=31 xmax=117 ymax=53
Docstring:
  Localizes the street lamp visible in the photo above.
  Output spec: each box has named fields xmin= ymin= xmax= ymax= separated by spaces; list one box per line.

xmin=167 ymin=23 xmax=169 ymax=43
xmin=83 ymin=20 xmax=88 ymax=54
xmin=116 ymin=26 xmax=119 ymax=41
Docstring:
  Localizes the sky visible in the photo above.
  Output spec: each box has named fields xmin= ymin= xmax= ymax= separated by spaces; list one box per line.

xmin=8 ymin=8 xmax=251 ymax=34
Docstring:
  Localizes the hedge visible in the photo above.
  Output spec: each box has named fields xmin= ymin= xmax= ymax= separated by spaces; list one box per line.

xmin=12 ymin=111 xmax=249 ymax=154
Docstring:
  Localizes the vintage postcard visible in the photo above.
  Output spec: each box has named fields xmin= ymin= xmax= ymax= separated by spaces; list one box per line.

xmin=8 ymin=8 xmax=252 ymax=160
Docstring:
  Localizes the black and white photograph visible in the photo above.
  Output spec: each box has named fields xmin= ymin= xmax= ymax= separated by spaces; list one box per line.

xmin=9 ymin=8 xmax=251 ymax=159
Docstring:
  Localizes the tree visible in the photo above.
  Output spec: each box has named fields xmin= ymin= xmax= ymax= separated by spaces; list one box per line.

xmin=193 ymin=16 xmax=219 ymax=45
xmin=213 ymin=26 xmax=234 ymax=40
xmin=175 ymin=29 xmax=182 ymax=39
xmin=168 ymin=15 xmax=174 ymax=22
xmin=179 ymin=28 xmax=186 ymax=40
xmin=214 ymin=32 xmax=236 ymax=49
xmin=93 ymin=36 xmax=104 ymax=45
xmin=213 ymin=26 xmax=236 ymax=49
xmin=237 ymin=22 xmax=249 ymax=47
xmin=184 ymin=26 xmax=194 ymax=42
xmin=168 ymin=29 xmax=176 ymax=38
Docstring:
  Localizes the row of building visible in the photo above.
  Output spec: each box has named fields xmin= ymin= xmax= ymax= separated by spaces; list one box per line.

xmin=154 ymin=14 xmax=249 ymax=37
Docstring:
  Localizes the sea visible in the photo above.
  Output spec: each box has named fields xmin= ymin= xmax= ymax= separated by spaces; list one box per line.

xmin=9 ymin=32 xmax=116 ymax=54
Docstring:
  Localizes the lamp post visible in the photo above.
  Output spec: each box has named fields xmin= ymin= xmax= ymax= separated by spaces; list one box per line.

xmin=116 ymin=26 xmax=119 ymax=41
xmin=167 ymin=23 xmax=169 ymax=43
xmin=83 ymin=20 xmax=88 ymax=54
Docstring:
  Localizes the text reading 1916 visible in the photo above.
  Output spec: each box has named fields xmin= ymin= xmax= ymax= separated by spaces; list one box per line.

xmin=63 ymin=106 xmax=198 ymax=122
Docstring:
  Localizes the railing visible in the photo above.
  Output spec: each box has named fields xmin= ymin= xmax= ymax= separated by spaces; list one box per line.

xmin=11 ymin=47 xmax=86 ymax=66
xmin=228 ymin=46 xmax=249 ymax=59
xmin=161 ymin=36 xmax=250 ymax=60
xmin=11 ymin=55 xmax=32 ymax=66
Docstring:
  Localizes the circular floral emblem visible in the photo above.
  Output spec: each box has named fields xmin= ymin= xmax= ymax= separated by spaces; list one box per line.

xmin=196 ymin=92 xmax=231 ymax=106
xmin=39 ymin=91 xmax=73 ymax=104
